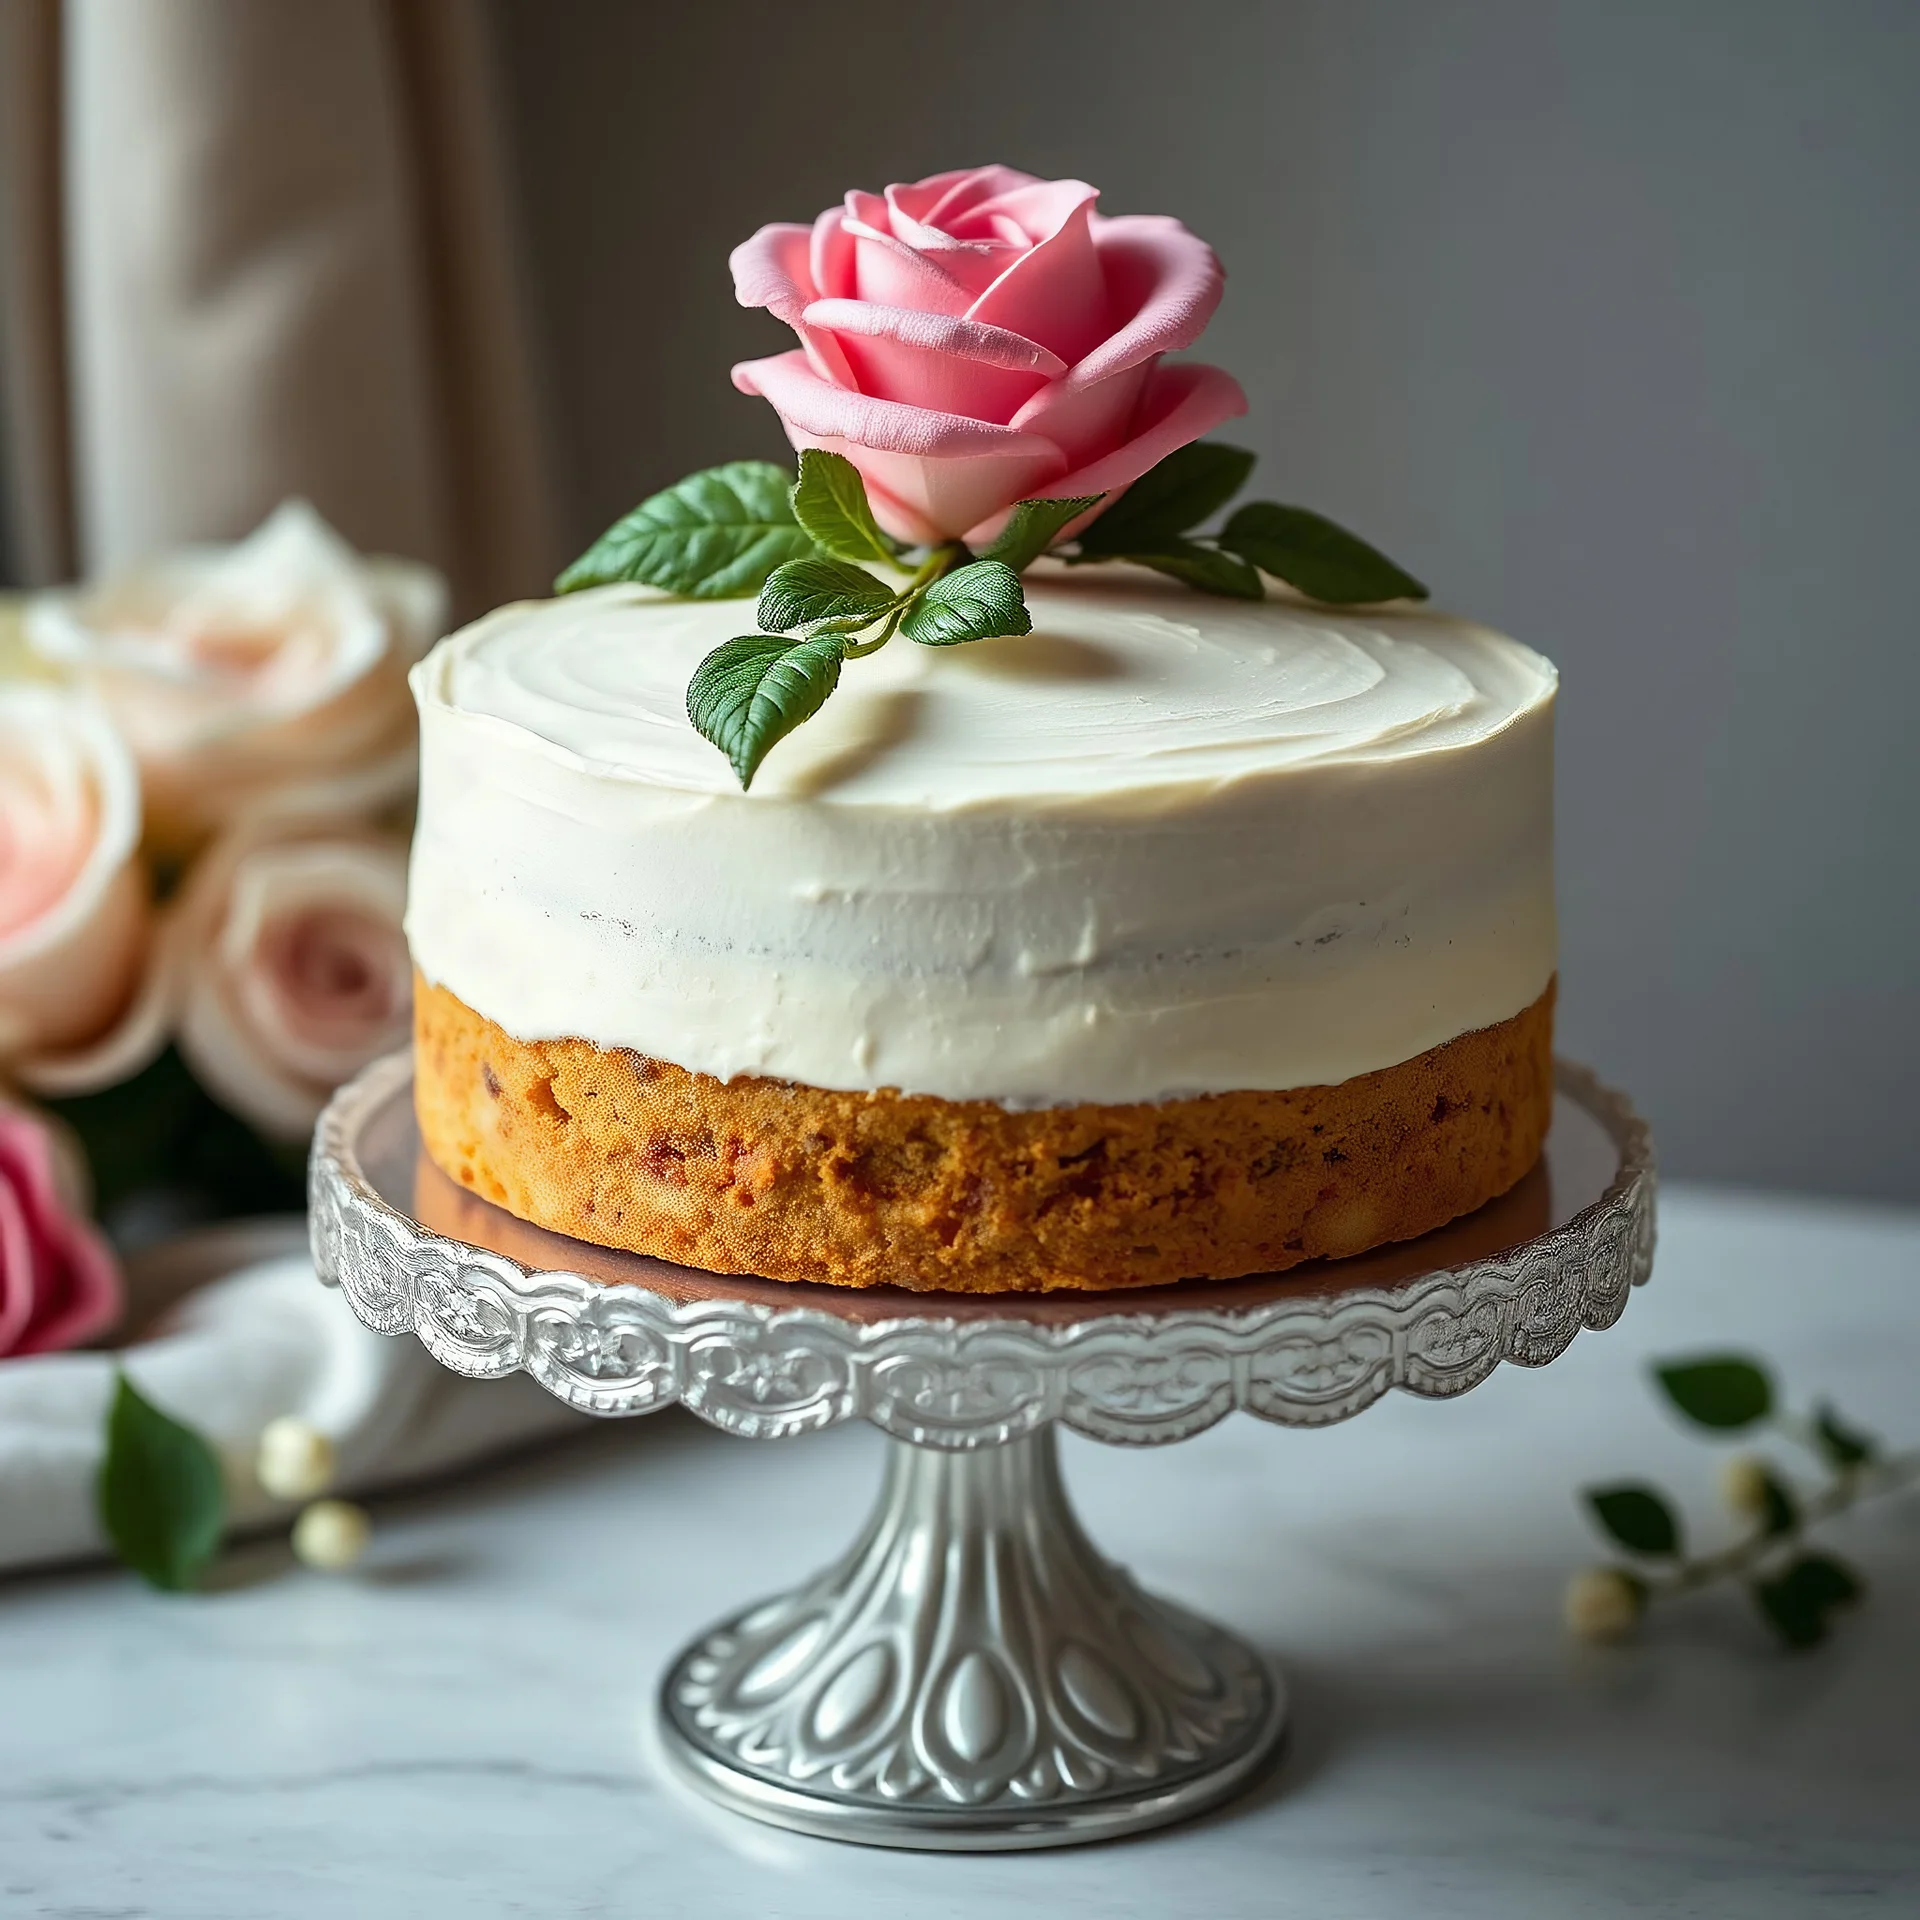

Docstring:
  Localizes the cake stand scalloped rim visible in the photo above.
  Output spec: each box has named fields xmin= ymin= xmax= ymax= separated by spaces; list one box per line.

xmin=309 ymin=1052 xmax=1655 ymax=1450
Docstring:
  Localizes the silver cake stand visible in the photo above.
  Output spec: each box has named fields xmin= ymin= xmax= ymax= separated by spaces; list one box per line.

xmin=310 ymin=1053 xmax=1653 ymax=1852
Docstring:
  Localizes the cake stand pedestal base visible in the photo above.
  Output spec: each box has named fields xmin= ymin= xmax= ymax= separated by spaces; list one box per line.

xmin=659 ymin=1426 xmax=1284 ymax=1850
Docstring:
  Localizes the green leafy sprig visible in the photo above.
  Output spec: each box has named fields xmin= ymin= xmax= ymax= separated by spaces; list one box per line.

xmin=1571 ymin=1353 xmax=1915 ymax=1650
xmin=558 ymin=443 xmax=1425 ymax=788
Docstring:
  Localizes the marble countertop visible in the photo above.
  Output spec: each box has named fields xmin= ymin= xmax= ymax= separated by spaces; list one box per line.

xmin=3 ymin=1184 xmax=1916 ymax=1918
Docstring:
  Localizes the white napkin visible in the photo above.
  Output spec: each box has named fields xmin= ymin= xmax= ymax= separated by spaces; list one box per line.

xmin=0 ymin=1219 xmax=588 ymax=1575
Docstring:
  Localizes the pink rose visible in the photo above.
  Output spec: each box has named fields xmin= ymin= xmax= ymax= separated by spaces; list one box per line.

xmin=730 ymin=166 xmax=1248 ymax=546
xmin=0 ymin=1102 xmax=120 ymax=1358
xmin=170 ymin=827 xmax=411 ymax=1141
xmin=0 ymin=685 xmax=161 ymax=1094
xmin=28 ymin=501 xmax=447 ymax=852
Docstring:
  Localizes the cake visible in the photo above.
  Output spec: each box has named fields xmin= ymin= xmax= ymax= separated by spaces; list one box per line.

xmin=406 ymin=564 xmax=1556 ymax=1292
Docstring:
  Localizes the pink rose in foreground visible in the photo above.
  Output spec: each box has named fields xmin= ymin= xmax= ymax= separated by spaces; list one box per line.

xmin=0 ymin=1103 xmax=120 ymax=1357
xmin=730 ymin=166 xmax=1247 ymax=546
xmin=171 ymin=827 xmax=411 ymax=1141
xmin=0 ymin=685 xmax=163 ymax=1094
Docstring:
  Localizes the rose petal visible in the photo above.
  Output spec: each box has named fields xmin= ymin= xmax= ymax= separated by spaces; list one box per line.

xmin=217 ymin=842 xmax=409 ymax=1087
xmin=804 ymin=300 xmax=1063 ymax=422
xmin=964 ymin=185 xmax=1107 ymax=365
xmin=1010 ymin=359 xmax=1154 ymax=467
xmin=168 ymin=827 xmax=411 ymax=1142
xmin=843 ymin=195 xmax=976 ymax=317
xmin=0 ymin=1168 xmax=37 ymax=1354
xmin=732 ymin=349 xmax=1068 ymax=542
xmin=881 ymin=182 xmax=1026 ymax=301
xmin=809 ymin=205 xmax=856 ymax=303
xmin=13 ymin=1203 xmax=120 ymax=1354
xmin=728 ymin=221 xmax=817 ymax=325
xmin=894 ymin=166 xmax=1041 ymax=232
xmin=0 ymin=1106 xmax=121 ymax=1356
xmin=728 ymin=221 xmax=856 ymax=388
xmin=178 ymin=963 xmax=331 ymax=1141
xmin=25 ymin=504 xmax=444 ymax=851
xmin=1072 ymin=214 xmax=1227 ymax=388
xmin=11 ymin=872 xmax=173 ymax=1097
xmin=732 ymin=349 xmax=1064 ymax=462
xmin=836 ymin=445 xmax=1073 ymax=548
xmin=0 ymin=688 xmax=148 ymax=1062
xmin=968 ymin=361 xmax=1250 ymax=547
xmin=962 ymin=177 xmax=1098 ymax=245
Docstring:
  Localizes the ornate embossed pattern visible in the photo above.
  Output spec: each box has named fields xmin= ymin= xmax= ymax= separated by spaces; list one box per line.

xmin=311 ymin=1053 xmax=1655 ymax=1449
xmin=661 ymin=1430 xmax=1281 ymax=1820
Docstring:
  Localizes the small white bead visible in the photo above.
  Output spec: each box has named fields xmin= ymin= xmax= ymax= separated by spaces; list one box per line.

xmin=292 ymin=1498 xmax=371 ymax=1571
xmin=256 ymin=1417 xmax=336 ymax=1501
xmin=1563 ymin=1566 xmax=1644 ymax=1642
xmin=1719 ymin=1453 xmax=1773 ymax=1521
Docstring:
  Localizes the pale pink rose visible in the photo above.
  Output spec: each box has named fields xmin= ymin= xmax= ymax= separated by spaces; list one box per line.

xmin=0 ymin=685 xmax=161 ymax=1092
xmin=171 ymin=828 xmax=411 ymax=1141
xmin=28 ymin=502 xmax=447 ymax=851
xmin=0 ymin=1100 xmax=120 ymax=1357
xmin=730 ymin=166 xmax=1248 ymax=546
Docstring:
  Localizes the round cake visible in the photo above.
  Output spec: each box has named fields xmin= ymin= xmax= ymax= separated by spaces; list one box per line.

xmin=405 ymin=563 xmax=1557 ymax=1291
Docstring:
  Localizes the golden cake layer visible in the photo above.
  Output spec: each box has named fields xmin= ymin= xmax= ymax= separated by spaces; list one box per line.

xmin=413 ymin=973 xmax=1555 ymax=1294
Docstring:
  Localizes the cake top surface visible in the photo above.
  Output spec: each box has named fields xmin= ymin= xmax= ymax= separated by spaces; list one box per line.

xmin=417 ymin=565 xmax=1554 ymax=811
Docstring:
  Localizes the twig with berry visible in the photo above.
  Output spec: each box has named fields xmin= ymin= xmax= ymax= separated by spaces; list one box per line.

xmin=1564 ymin=1354 xmax=1916 ymax=1648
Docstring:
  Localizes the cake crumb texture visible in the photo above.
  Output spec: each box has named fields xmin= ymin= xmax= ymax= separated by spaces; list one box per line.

xmin=413 ymin=974 xmax=1555 ymax=1293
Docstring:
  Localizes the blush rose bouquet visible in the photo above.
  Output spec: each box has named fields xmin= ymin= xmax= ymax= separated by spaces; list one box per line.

xmin=562 ymin=165 xmax=1427 ymax=790
xmin=0 ymin=504 xmax=441 ymax=1312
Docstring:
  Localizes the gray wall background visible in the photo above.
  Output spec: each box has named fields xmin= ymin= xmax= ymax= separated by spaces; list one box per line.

xmin=499 ymin=0 xmax=1920 ymax=1201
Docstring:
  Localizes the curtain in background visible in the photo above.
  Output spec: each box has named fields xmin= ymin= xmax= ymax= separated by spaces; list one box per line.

xmin=0 ymin=0 xmax=557 ymax=617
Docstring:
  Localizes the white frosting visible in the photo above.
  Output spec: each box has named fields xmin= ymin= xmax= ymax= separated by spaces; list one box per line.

xmin=407 ymin=566 xmax=1556 ymax=1104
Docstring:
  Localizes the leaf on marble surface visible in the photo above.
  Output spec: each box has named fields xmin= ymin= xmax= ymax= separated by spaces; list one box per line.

xmin=96 ymin=1372 xmax=226 ymax=1592
xmin=1752 ymin=1551 xmax=1864 ymax=1650
xmin=1812 ymin=1402 xmax=1877 ymax=1470
xmin=1654 ymin=1355 xmax=1773 ymax=1430
xmin=1585 ymin=1483 xmax=1682 ymax=1558
xmin=1754 ymin=1464 xmax=1800 ymax=1539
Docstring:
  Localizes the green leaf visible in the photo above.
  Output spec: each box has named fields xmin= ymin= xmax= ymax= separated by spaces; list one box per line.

xmin=899 ymin=561 xmax=1032 ymax=647
xmin=790 ymin=449 xmax=903 ymax=567
xmin=1753 ymin=1551 xmax=1864 ymax=1650
xmin=1118 ymin=542 xmax=1265 ymax=600
xmin=1784 ymin=1550 xmax=1863 ymax=1609
xmin=1654 ymin=1356 xmax=1774 ymax=1431
xmin=1585 ymin=1483 xmax=1683 ymax=1558
xmin=686 ymin=632 xmax=845 ymax=789
xmin=979 ymin=494 xmax=1105 ymax=573
xmin=1813 ymin=1402 xmax=1877 ymax=1470
xmin=96 ymin=1372 xmax=225 ymax=1592
xmin=757 ymin=557 xmax=896 ymax=635
xmin=1075 ymin=442 xmax=1256 ymax=553
xmin=1755 ymin=1466 xmax=1799 ymax=1539
xmin=1218 ymin=501 xmax=1429 ymax=605
xmin=556 ymin=462 xmax=813 ymax=598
